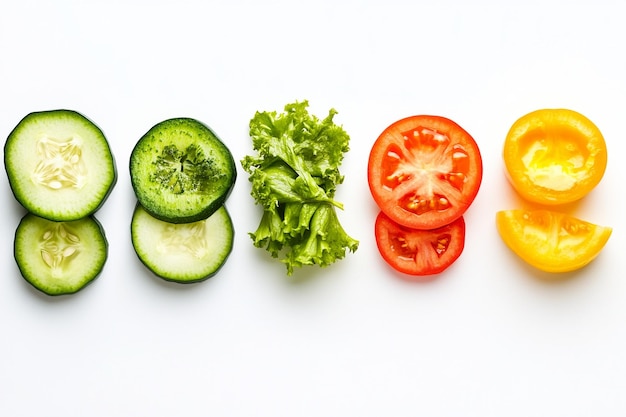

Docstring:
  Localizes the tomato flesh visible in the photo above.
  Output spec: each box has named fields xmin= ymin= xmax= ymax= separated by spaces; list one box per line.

xmin=503 ymin=109 xmax=607 ymax=205
xmin=368 ymin=115 xmax=482 ymax=230
xmin=496 ymin=209 xmax=611 ymax=273
xmin=374 ymin=211 xmax=465 ymax=277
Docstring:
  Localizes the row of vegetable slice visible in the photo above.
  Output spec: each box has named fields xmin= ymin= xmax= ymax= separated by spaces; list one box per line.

xmin=2 ymin=104 xmax=615 ymax=295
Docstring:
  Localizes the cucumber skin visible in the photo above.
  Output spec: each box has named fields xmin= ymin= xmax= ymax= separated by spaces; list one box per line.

xmin=131 ymin=202 xmax=234 ymax=284
xmin=129 ymin=118 xmax=236 ymax=224
xmin=4 ymin=109 xmax=118 ymax=221
xmin=14 ymin=213 xmax=109 ymax=296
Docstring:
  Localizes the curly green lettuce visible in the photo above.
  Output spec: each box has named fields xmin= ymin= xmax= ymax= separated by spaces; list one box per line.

xmin=241 ymin=100 xmax=359 ymax=275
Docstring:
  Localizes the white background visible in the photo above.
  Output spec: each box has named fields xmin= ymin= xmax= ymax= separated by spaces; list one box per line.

xmin=1 ymin=1 xmax=625 ymax=416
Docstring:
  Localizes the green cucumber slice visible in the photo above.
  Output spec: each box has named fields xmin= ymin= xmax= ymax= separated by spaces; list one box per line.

xmin=130 ymin=118 xmax=236 ymax=224
xmin=14 ymin=213 xmax=108 ymax=296
xmin=131 ymin=203 xmax=234 ymax=283
xmin=4 ymin=109 xmax=117 ymax=221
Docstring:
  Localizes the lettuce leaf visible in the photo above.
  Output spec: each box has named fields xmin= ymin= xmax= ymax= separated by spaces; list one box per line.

xmin=241 ymin=100 xmax=358 ymax=275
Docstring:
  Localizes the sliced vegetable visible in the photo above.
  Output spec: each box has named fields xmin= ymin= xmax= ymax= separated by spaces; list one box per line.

xmin=368 ymin=115 xmax=482 ymax=230
xmin=375 ymin=211 xmax=465 ymax=277
xmin=241 ymin=100 xmax=358 ymax=275
xmin=130 ymin=118 xmax=236 ymax=224
xmin=4 ymin=109 xmax=117 ymax=221
xmin=131 ymin=203 xmax=234 ymax=283
xmin=503 ymin=108 xmax=607 ymax=205
xmin=496 ymin=209 xmax=611 ymax=273
xmin=14 ymin=213 xmax=108 ymax=295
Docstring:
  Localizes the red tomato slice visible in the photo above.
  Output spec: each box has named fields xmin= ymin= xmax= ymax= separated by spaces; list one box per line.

xmin=374 ymin=211 xmax=466 ymax=277
xmin=368 ymin=115 xmax=483 ymax=230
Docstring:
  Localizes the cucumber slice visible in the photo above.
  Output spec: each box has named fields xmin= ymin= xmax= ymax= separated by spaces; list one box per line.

xmin=14 ymin=213 xmax=108 ymax=296
xmin=4 ymin=109 xmax=117 ymax=221
xmin=130 ymin=118 xmax=236 ymax=224
xmin=131 ymin=203 xmax=234 ymax=283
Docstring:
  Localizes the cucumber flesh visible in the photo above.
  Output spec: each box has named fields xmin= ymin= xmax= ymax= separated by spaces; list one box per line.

xmin=131 ymin=203 xmax=234 ymax=283
xmin=4 ymin=109 xmax=117 ymax=221
xmin=14 ymin=213 xmax=108 ymax=296
xmin=130 ymin=118 xmax=236 ymax=224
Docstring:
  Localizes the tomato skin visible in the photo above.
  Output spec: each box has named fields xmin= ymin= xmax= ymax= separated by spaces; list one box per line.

xmin=503 ymin=109 xmax=607 ymax=205
xmin=496 ymin=209 xmax=612 ymax=273
xmin=374 ymin=211 xmax=465 ymax=277
xmin=368 ymin=115 xmax=482 ymax=230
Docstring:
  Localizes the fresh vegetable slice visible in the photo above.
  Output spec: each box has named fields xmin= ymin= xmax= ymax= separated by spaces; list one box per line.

xmin=131 ymin=203 xmax=234 ymax=283
xmin=503 ymin=108 xmax=607 ymax=205
xmin=368 ymin=115 xmax=482 ymax=230
xmin=4 ymin=109 xmax=117 ymax=221
xmin=374 ymin=211 xmax=465 ymax=277
xmin=14 ymin=213 xmax=108 ymax=296
xmin=241 ymin=100 xmax=358 ymax=275
xmin=496 ymin=209 xmax=611 ymax=273
xmin=130 ymin=118 xmax=236 ymax=224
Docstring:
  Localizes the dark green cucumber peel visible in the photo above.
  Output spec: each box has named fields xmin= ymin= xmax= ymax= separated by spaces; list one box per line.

xmin=130 ymin=203 xmax=234 ymax=283
xmin=129 ymin=118 xmax=236 ymax=224
xmin=14 ymin=213 xmax=108 ymax=296
xmin=4 ymin=109 xmax=117 ymax=222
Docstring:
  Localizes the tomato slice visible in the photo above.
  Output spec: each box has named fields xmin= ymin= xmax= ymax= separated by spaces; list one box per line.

xmin=374 ymin=211 xmax=465 ymax=277
xmin=503 ymin=108 xmax=607 ymax=205
xmin=368 ymin=115 xmax=482 ymax=230
xmin=496 ymin=209 xmax=612 ymax=273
